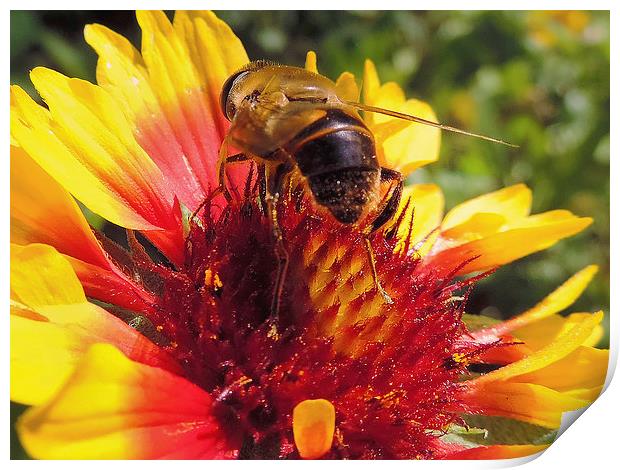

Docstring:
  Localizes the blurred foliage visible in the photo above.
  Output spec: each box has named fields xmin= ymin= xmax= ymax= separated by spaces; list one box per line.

xmin=10 ymin=10 xmax=609 ymax=458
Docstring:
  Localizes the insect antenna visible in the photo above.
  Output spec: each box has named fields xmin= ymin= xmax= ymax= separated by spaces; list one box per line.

xmin=343 ymin=100 xmax=518 ymax=148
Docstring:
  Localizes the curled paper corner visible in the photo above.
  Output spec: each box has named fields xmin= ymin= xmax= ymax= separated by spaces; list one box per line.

xmin=495 ymin=449 xmax=547 ymax=469
xmin=557 ymin=407 xmax=588 ymax=439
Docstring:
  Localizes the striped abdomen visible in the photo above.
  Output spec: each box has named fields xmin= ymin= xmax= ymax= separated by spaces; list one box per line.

xmin=284 ymin=109 xmax=380 ymax=224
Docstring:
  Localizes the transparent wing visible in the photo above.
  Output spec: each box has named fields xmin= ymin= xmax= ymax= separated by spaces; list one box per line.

xmin=228 ymin=92 xmax=329 ymax=156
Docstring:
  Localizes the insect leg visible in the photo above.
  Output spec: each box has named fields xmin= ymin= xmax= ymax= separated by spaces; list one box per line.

xmin=369 ymin=167 xmax=404 ymax=234
xmin=265 ymin=161 xmax=294 ymax=338
xmin=363 ymin=237 xmax=393 ymax=304
xmin=217 ymin=138 xmax=251 ymax=201
xmin=363 ymin=167 xmax=404 ymax=304
xmin=257 ymin=163 xmax=267 ymax=214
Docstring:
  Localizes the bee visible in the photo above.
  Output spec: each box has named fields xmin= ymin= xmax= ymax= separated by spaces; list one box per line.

xmin=218 ymin=60 xmax=514 ymax=328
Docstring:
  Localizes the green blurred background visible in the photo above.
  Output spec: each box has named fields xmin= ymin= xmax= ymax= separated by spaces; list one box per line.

xmin=10 ymin=11 xmax=609 ymax=458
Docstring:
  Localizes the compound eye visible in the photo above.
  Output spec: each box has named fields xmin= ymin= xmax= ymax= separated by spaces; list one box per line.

xmin=219 ymin=70 xmax=249 ymax=120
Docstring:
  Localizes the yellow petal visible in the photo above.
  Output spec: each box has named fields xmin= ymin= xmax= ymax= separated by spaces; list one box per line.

xmin=83 ymin=23 xmax=148 ymax=94
xmin=173 ymin=10 xmax=249 ymax=108
xmin=371 ymin=119 xmax=412 ymax=144
xmin=514 ymin=264 xmax=598 ymax=328
xmin=11 ymin=311 xmax=79 ymax=405
xmin=10 ymin=145 xmax=110 ymax=269
xmin=513 ymin=345 xmax=608 ymax=393
xmin=360 ymin=60 xmax=440 ymax=175
xmin=512 ymin=312 xmax=600 ymax=351
xmin=474 ymin=265 xmax=599 ymax=342
xmin=583 ymin=323 xmax=605 ymax=347
xmin=462 ymin=381 xmax=590 ymax=428
xmin=474 ymin=311 xmax=603 ymax=385
xmin=362 ymin=59 xmax=381 ymax=109
xmin=563 ymin=386 xmax=605 ymax=401
xmin=11 ymin=85 xmax=147 ymax=230
xmin=442 ymin=184 xmax=532 ymax=230
xmin=10 ymin=244 xmax=179 ymax=405
xmin=83 ymin=24 xmax=166 ymax=146
xmin=172 ymin=10 xmax=250 ymax=198
xmin=305 ymin=50 xmax=318 ymax=74
xmin=293 ymin=399 xmax=336 ymax=459
xmin=335 ymin=71 xmax=359 ymax=102
xmin=372 ymin=85 xmax=407 ymax=115
xmin=11 ymin=76 xmax=175 ymax=232
xmin=503 ymin=209 xmax=579 ymax=230
xmin=17 ymin=344 xmax=229 ymax=459
xmin=11 ymin=243 xmax=85 ymax=308
xmin=381 ymin=100 xmax=441 ymax=175
xmin=429 ymin=184 xmax=593 ymax=273
xmin=393 ymin=183 xmax=444 ymax=255
xmin=428 ymin=212 xmax=592 ymax=275
xmin=136 ymin=10 xmax=248 ymax=210
xmin=137 ymin=10 xmax=197 ymax=106
xmin=85 ymin=21 xmax=215 ymax=213
xmin=441 ymin=213 xmax=506 ymax=242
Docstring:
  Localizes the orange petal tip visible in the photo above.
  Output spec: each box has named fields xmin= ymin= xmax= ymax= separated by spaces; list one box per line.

xmin=293 ymin=398 xmax=336 ymax=459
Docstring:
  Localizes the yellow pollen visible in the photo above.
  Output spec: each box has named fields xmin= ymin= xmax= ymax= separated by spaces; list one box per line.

xmin=292 ymin=399 xmax=336 ymax=459
xmin=452 ymin=352 xmax=469 ymax=365
xmin=371 ymin=390 xmax=402 ymax=406
xmin=204 ymin=268 xmax=223 ymax=290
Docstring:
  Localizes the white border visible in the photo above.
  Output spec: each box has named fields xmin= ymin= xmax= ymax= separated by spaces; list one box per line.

xmin=3 ymin=1 xmax=619 ymax=10
xmin=4 ymin=2 xmax=617 ymax=467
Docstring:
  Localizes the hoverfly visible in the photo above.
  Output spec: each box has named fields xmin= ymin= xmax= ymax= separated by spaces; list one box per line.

xmin=217 ymin=60 xmax=515 ymax=329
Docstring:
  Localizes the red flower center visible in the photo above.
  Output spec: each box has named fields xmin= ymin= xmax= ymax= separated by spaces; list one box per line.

xmin=121 ymin=176 xmax=476 ymax=459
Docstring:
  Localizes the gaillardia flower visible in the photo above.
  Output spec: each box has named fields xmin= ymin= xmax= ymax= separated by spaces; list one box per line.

xmin=10 ymin=11 xmax=608 ymax=460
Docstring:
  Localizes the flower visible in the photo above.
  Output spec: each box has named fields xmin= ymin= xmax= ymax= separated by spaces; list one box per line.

xmin=10 ymin=10 xmax=607 ymax=460
xmin=527 ymin=11 xmax=591 ymax=48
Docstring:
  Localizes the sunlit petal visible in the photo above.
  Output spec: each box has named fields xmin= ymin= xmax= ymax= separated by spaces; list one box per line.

xmin=362 ymin=59 xmax=440 ymax=175
xmin=18 ymin=344 xmax=235 ymax=459
xmin=10 ymin=244 xmax=180 ymax=405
